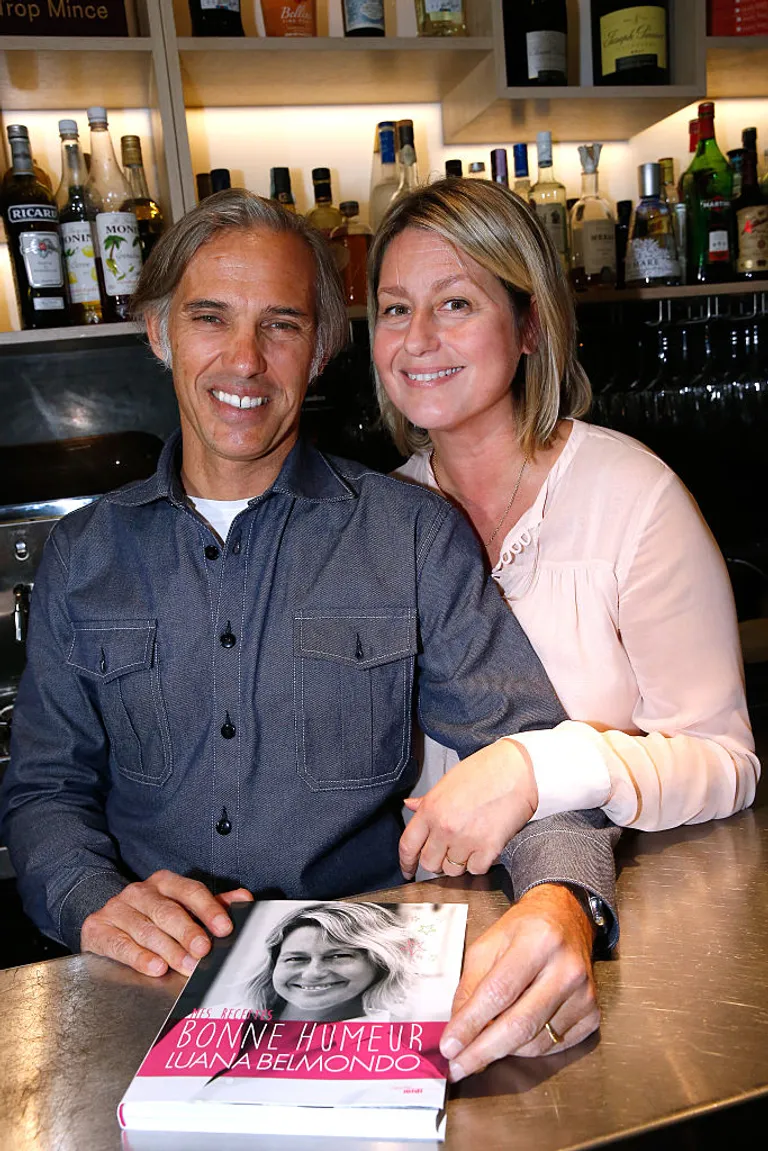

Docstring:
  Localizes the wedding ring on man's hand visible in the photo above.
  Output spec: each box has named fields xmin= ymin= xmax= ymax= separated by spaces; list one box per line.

xmin=445 ymin=855 xmax=468 ymax=870
xmin=544 ymin=1021 xmax=562 ymax=1046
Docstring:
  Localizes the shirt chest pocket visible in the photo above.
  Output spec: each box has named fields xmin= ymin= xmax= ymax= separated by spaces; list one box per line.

xmin=66 ymin=620 xmax=172 ymax=786
xmin=294 ymin=609 xmax=417 ymax=790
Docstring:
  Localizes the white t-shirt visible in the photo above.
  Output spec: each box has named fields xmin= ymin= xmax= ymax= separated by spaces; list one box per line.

xmin=188 ymin=496 xmax=250 ymax=543
xmin=396 ymin=420 xmax=759 ymax=831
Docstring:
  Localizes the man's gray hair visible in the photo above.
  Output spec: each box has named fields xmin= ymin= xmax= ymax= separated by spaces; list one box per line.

xmin=131 ymin=189 xmax=349 ymax=377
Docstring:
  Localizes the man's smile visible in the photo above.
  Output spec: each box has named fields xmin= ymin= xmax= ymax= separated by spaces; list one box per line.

xmin=211 ymin=389 xmax=270 ymax=410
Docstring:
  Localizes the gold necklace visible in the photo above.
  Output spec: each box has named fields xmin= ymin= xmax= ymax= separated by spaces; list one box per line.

xmin=430 ymin=450 xmax=529 ymax=546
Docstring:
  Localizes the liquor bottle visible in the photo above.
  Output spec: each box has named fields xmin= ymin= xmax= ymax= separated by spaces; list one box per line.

xmin=196 ymin=172 xmax=213 ymax=201
xmin=735 ymin=128 xmax=768 ymax=280
xmin=121 ymin=135 xmax=164 ymax=264
xmin=188 ymin=0 xmax=244 ymax=36
xmin=591 ymin=1 xmax=669 ymax=86
xmin=727 ymin=149 xmax=745 ymax=201
xmin=614 ymin=199 xmax=632 ymax=289
xmin=677 ymin=119 xmax=700 ymax=200
xmin=530 ymin=130 xmax=569 ymax=273
xmin=306 ymin=167 xmax=343 ymax=235
xmin=570 ymin=144 xmax=616 ymax=291
xmin=524 ymin=0 xmax=568 ymax=85
xmin=658 ymin=157 xmax=687 ymax=286
xmin=86 ymin=107 xmax=142 ymax=322
xmin=467 ymin=161 xmax=486 ymax=179
xmin=490 ymin=148 xmax=509 ymax=187
xmin=391 ymin=121 xmax=419 ymax=205
xmin=513 ymin=143 xmax=531 ymax=200
xmin=369 ymin=122 xmax=399 ymax=231
xmin=210 ymin=168 xmax=231 ymax=192
xmin=414 ymin=1 xmax=467 ymax=38
xmin=270 ymin=167 xmax=296 ymax=212
xmin=761 ymin=149 xmax=768 ymax=202
xmin=683 ymin=101 xmax=735 ymax=285
xmin=624 ymin=163 xmax=680 ymax=287
xmin=1 ymin=124 xmax=67 ymax=329
xmin=2 ymin=156 xmax=52 ymax=196
xmin=342 ymin=0 xmax=384 ymax=36
xmin=330 ymin=201 xmax=373 ymax=305
xmin=445 ymin=159 xmax=463 ymax=178
xmin=56 ymin=119 xmax=104 ymax=325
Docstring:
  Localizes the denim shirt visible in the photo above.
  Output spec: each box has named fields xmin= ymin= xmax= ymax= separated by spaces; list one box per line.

xmin=1 ymin=433 xmax=619 ymax=951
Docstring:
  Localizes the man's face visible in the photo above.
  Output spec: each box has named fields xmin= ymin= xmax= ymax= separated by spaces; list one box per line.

xmin=151 ymin=227 xmax=319 ymax=495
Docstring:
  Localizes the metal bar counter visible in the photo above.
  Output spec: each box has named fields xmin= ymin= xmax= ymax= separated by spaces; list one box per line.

xmin=2 ymin=800 xmax=767 ymax=1151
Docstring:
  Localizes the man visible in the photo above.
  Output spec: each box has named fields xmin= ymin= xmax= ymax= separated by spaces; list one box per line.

xmin=1 ymin=192 xmax=617 ymax=1080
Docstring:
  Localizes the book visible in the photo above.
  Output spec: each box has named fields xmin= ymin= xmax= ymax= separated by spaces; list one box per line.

xmin=118 ymin=899 xmax=468 ymax=1142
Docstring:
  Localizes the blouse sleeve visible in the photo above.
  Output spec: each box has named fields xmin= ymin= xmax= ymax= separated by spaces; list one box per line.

xmin=512 ymin=471 xmax=760 ymax=830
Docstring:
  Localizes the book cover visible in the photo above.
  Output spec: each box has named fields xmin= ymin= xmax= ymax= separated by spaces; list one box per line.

xmin=118 ymin=899 xmax=468 ymax=1142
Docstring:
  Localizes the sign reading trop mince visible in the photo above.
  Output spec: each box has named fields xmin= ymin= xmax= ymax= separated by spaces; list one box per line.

xmin=119 ymin=899 xmax=468 ymax=1141
xmin=0 ymin=1 xmax=128 ymax=36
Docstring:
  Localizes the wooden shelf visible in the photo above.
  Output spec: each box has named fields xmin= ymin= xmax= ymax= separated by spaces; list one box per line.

xmin=0 ymin=321 xmax=141 ymax=351
xmin=0 ymin=36 xmax=158 ymax=109
xmin=706 ymin=36 xmax=768 ymax=98
xmin=176 ymin=36 xmax=493 ymax=107
xmin=576 ymin=281 xmax=767 ymax=305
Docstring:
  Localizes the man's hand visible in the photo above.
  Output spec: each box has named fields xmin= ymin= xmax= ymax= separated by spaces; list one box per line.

xmin=440 ymin=884 xmax=599 ymax=1079
xmin=400 ymin=739 xmax=538 ymax=879
xmin=80 ymin=870 xmax=254 ymax=977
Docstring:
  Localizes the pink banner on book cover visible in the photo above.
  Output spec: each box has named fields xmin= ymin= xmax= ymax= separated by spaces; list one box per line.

xmin=139 ymin=1017 xmax=449 ymax=1080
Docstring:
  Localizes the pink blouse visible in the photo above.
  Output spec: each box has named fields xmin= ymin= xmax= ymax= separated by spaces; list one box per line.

xmin=397 ymin=420 xmax=759 ymax=830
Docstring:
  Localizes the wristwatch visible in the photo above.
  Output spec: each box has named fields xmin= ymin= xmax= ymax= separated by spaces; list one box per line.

xmin=568 ymin=885 xmax=612 ymax=951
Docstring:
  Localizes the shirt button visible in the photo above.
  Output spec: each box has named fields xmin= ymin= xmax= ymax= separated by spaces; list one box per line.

xmin=220 ymin=623 xmax=236 ymax=649
xmin=216 ymin=808 xmax=232 ymax=836
xmin=221 ymin=711 xmax=236 ymax=739
xmin=231 ymin=534 xmax=241 ymax=556
xmin=205 ymin=544 xmax=220 ymax=561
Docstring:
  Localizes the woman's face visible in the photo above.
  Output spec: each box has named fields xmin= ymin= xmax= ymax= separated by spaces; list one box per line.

xmin=374 ymin=227 xmax=536 ymax=440
xmin=272 ymin=926 xmax=378 ymax=1014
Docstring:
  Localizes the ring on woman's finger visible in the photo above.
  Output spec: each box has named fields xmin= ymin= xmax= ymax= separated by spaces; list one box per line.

xmin=445 ymin=855 xmax=468 ymax=869
xmin=544 ymin=1020 xmax=562 ymax=1046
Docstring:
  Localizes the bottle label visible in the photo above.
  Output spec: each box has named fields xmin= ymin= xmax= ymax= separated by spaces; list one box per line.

xmin=95 ymin=212 xmax=142 ymax=296
xmin=737 ymin=205 xmax=768 ymax=273
xmin=708 ymin=230 xmax=729 ymax=259
xmin=60 ymin=220 xmax=100 ymax=304
xmin=600 ymin=6 xmax=666 ymax=76
xmin=33 ymin=297 xmax=65 ymax=311
xmin=344 ymin=0 xmax=384 ymax=32
xmin=18 ymin=230 xmax=64 ymax=288
xmin=540 ymin=204 xmax=567 ymax=257
xmin=200 ymin=1 xmax=240 ymax=10
xmin=424 ymin=0 xmax=463 ymax=18
xmin=625 ymin=236 xmax=680 ymax=283
xmin=7 ymin=203 xmax=58 ymax=225
xmin=582 ymin=220 xmax=617 ymax=276
xmin=526 ymin=31 xmax=566 ymax=80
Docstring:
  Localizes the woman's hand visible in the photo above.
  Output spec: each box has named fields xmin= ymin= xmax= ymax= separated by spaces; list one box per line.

xmin=399 ymin=739 xmax=538 ymax=879
xmin=440 ymin=884 xmax=599 ymax=1079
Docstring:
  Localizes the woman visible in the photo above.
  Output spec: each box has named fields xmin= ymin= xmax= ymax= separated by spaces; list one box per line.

xmin=247 ymin=902 xmax=415 ymax=1022
xmin=368 ymin=177 xmax=759 ymax=878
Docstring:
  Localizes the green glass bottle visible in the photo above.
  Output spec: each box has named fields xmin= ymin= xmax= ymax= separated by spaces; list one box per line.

xmin=682 ymin=101 xmax=735 ymax=284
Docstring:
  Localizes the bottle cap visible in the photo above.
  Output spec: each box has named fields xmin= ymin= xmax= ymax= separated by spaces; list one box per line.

xmin=87 ymin=106 xmax=108 ymax=124
xmin=445 ymin=159 xmax=463 ymax=178
xmin=210 ymin=168 xmax=231 ymax=192
xmin=270 ymin=167 xmax=292 ymax=194
xmin=616 ymin=199 xmax=633 ymax=221
xmin=512 ymin=143 xmax=529 ymax=178
xmin=58 ymin=119 xmax=78 ymax=135
xmin=312 ymin=167 xmax=331 ymax=182
xmin=577 ymin=143 xmax=602 ymax=175
xmin=196 ymin=172 xmax=213 ymax=201
xmin=340 ymin=201 xmax=359 ymax=216
xmin=698 ymin=101 xmax=714 ymax=118
xmin=536 ymin=131 xmax=553 ymax=165
xmin=121 ymin=135 xmax=143 ymax=164
xmin=658 ymin=156 xmax=674 ymax=181
xmin=379 ymin=123 xmax=396 ymax=164
xmin=468 ymin=161 xmax=485 ymax=174
xmin=742 ymin=127 xmax=757 ymax=151
xmin=377 ymin=120 xmax=395 ymax=130
xmin=397 ymin=121 xmax=414 ymax=148
xmin=7 ymin=124 xmax=30 ymax=140
xmin=638 ymin=162 xmax=661 ymax=200
xmin=490 ymin=148 xmax=508 ymax=182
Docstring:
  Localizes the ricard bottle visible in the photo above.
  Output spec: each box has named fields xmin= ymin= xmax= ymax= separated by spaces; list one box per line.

xmin=56 ymin=119 xmax=105 ymax=325
xmin=1 ymin=124 xmax=67 ymax=329
xmin=121 ymin=135 xmax=164 ymax=264
xmin=86 ymin=106 xmax=143 ymax=321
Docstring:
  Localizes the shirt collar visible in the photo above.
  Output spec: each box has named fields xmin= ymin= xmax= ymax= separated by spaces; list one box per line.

xmin=106 ymin=429 xmax=357 ymax=508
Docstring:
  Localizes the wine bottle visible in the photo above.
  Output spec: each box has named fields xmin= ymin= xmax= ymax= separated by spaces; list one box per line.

xmin=369 ymin=122 xmax=399 ymax=231
xmin=525 ymin=0 xmax=568 ymax=85
xmin=188 ymin=1 xmax=244 ymax=36
xmin=86 ymin=106 xmax=142 ymax=322
xmin=414 ymin=1 xmax=466 ymax=38
xmin=682 ymin=101 xmax=735 ymax=284
xmin=342 ymin=0 xmax=385 ymax=36
xmin=121 ymin=135 xmax=164 ymax=264
xmin=625 ymin=163 xmax=680 ymax=287
xmin=330 ymin=201 xmax=373 ymax=306
xmin=1 ymin=124 xmax=67 ymax=329
xmin=735 ymin=128 xmax=768 ymax=280
xmin=56 ymin=119 xmax=105 ymax=325
xmin=592 ymin=1 xmax=669 ymax=86
xmin=270 ymin=167 xmax=296 ymax=212
xmin=530 ymin=131 xmax=569 ymax=273
xmin=306 ymin=168 xmax=343 ymax=236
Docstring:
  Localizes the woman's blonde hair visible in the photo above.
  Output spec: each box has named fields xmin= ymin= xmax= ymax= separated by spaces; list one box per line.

xmin=367 ymin=177 xmax=591 ymax=458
